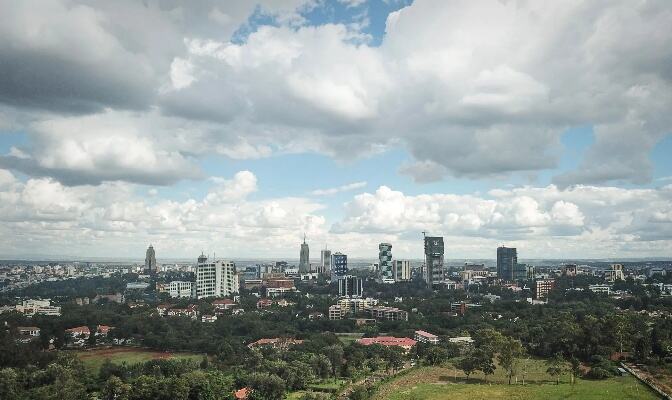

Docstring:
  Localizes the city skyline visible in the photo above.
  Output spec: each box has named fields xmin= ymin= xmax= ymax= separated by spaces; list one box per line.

xmin=0 ymin=0 xmax=671 ymax=260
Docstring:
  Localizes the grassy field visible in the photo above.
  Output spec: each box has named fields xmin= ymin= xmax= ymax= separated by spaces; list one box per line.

xmin=73 ymin=347 xmax=203 ymax=372
xmin=372 ymin=360 xmax=661 ymax=400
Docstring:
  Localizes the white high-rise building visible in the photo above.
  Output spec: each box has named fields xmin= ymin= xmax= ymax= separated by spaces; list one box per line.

xmin=393 ymin=260 xmax=411 ymax=282
xmin=196 ymin=260 xmax=239 ymax=299
xmin=168 ymin=281 xmax=194 ymax=298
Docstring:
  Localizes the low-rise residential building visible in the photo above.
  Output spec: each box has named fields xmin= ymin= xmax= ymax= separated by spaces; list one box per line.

xmin=357 ymin=336 xmax=417 ymax=351
xmin=588 ymin=284 xmax=611 ymax=295
xmin=329 ymin=304 xmax=345 ymax=320
xmin=448 ymin=336 xmax=474 ymax=345
xmin=166 ymin=305 xmax=198 ymax=319
xmin=367 ymin=306 xmax=409 ymax=321
xmin=17 ymin=326 xmax=41 ymax=339
xmin=65 ymin=326 xmax=91 ymax=340
xmin=414 ymin=330 xmax=440 ymax=345
xmin=212 ymin=298 xmax=237 ymax=311
xmin=201 ymin=314 xmax=217 ymax=323
xmin=257 ymin=299 xmax=273 ymax=309
xmin=247 ymin=338 xmax=304 ymax=349
xmin=96 ymin=325 xmax=114 ymax=337
xmin=16 ymin=299 xmax=62 ymax=316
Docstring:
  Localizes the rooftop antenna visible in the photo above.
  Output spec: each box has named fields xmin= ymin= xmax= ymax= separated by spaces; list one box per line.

xmin=303 ymin=233 xmax=306 ymax=244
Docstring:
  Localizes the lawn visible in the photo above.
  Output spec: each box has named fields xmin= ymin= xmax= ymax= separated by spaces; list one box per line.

xmin=372 ymin=361 xmax=660 ymax=400
xmin=73 ymin=347 xmax=203 ymax=372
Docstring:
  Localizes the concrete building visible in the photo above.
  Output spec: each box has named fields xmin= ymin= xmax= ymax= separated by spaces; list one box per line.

xmin=332 ymin=252 xmax=348 ymax=277
xmin=497 ymin=246 xmax=517 ymax=281
xmin=367 ymin=306 xmax=409 ymax=321
xmin=320 ymin=248 xmax=332 ymax=277
xmin=168 ymin=281 xmax=194 ymax=298
xmin=588 ymin=284 xmax=611 ymax=295
xmin=378 ymin=243 xmax=394 ymax=283
xmin=299 ymin=234 xmax=310 ymax=273
xmin=414 ymin=330 xmax=440 ymax=345
xmin=338 ymin=275 xmax=363 ymax=297
xmin=196 ymin=260 xmax=239 ymax=299
xmin=607 ymin=264 xmax=625 ymax=282
xmin=424 ymin=236 xmax=444 ymax=286
xmin=562 ymin=264 xmax=578 ymax=277
xmin=16 ymin=299 xmax=61 ymax=316
xmin=535 ymin=279 xmax=555 ymax=300
xmin=393 ymin=260 xmax=411 ymax=282
xmin=145 ymin=244 xmax=157 ymax=273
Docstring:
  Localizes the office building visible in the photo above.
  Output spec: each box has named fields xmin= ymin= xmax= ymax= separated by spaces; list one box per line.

xmin=299 ymin=235 xmax=310 ymax=273
xmin=196 ymin=260 xmax=239 ymax=299
xmin=320 ymin=248 xmax=332 ymax=277
xmin=145 ymin=244 xmax=157 ymax=273
xmin=332 ymin=252 xmax=348 ymax=277
xmin=535 ymin=279 xmax=555 ymax=300
xmin=424 ymin=236 xmax=444 ymax=286
xmin=608 ymin=264 xmax=625 ymax=282
xmin=338 ymin=275 xmax=363 ymax=297
xmin=378 ymin=243 xmax=394 ymax=283
xmin=496 ymin=246 xmax=517 ymax=281
xmin=168 ymin=281 xmax=194 ymax=298
xmin=393 ymin=260 xmax=411 ymax=282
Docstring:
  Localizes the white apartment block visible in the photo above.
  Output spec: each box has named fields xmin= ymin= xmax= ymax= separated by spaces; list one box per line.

xmin=16 ymin=299 xmax=62 ymax=316
xmin=196 ymin=260 xmax=240 ymax=299
xmin=169 ymin=281 xmax=194 ymax=298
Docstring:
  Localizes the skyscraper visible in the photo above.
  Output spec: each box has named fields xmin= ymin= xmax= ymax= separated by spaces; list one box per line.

xmin=378 ymin=243 xmax=394 ymax=283
xmin=424 ymin=236 xmax=444 ymax=286
xmin=299 ymin=234 xmax=310 ymax=273
xmin=197 ymin=252 xmax=207 ymax=265
xmin=195 ymin=260 xmax=239 ymax=299
xmin=338 ymin=275 xmax=363 ymax=297
xmin=320 ymin=248 xmax=332 ymax=277
xmin=145 ymin=244 xmax=156 ymax=273
xmin=393 ymin=260 xmax=411 ymax=282
xmin=332 ymin=252 xmax=348 ymax=277
xmin=497 ymin=246 xmax=518 ymax=281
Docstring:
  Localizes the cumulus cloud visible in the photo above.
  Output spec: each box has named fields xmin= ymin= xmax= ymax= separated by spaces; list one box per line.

xmin=310 ymin=181 xmax=367 ymax=196
xmin=1 ymin=0 xmax=670 ymax=186
xmin=330 ymin=184 xmax=672 ymax=257
xmin=0 ymin=169 xmax=328 ymax=258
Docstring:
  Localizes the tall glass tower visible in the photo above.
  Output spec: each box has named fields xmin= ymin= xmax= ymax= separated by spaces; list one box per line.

xmin=497 ymin=246 xmax=517 ymax=281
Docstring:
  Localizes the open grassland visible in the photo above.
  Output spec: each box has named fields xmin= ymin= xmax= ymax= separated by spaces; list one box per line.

xmin=372 ymin=361 xmax=660 ymax=400
xmin=74 ymin=347 xmax=203 ymax=372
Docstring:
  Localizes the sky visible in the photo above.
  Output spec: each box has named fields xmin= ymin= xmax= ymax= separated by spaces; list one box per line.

xmin=0 ymin=0 xmax=671 ymax=260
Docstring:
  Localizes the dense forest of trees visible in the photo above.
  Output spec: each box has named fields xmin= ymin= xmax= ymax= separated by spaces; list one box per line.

xmin=1 ymin=272 xmax=672 ymax=399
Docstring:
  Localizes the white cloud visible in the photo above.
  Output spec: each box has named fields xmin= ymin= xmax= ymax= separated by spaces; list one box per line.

xmin=310 ymin=181 xmax=367 ymax=196
xmin=331 ymin=184 xmax=672 ymax=257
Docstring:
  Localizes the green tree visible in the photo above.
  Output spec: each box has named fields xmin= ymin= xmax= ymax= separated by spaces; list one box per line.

xmin=323 ymin=345 xmax=344 ymax=377
xmin=424 ymin=346 xmax=449 ymax=366
xmin=101 ymin=376 xmax=131 ymax=400
xmin=497 ymin=337 xmax=524 ymax=384
xmin=545 ymin=354 xmax=565 ymax=385
xmin=248 ymin=373 xmax=285 ymax=400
